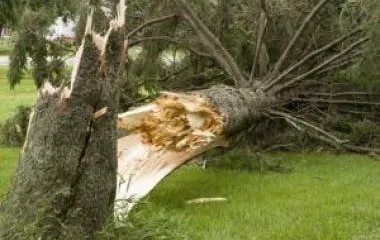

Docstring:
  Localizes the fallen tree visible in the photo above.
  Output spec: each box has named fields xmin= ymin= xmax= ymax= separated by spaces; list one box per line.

xmin=114 ymin=0 xmax=378 ymax=217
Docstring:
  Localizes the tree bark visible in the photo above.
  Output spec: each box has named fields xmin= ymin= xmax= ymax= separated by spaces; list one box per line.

xmin=0 ymin=2 xmax=126 ymax=238
xmin=196 ymin=85 xmax=274 ymax=134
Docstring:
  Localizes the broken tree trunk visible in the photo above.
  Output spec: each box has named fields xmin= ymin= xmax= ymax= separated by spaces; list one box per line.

xmin=115 ymin=84 xmax=275 ymax=218
xmin=114 ymin=0 xmax=372 ymax=218
xmin=0 ymin=1 xmax=126 ymax=238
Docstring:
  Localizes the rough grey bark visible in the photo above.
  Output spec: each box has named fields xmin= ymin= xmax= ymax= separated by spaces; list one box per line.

xmin=0 ymin=9 xmax=125 ymax=240
xmin=198 ymin=84 xmax=275 ymax=135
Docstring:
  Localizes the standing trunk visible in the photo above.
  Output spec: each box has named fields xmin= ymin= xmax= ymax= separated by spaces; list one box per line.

xmin=0 ymin=1 xmax=126 ymax=239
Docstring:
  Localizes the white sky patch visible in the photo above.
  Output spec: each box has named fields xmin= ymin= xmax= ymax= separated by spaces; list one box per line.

xmin=41 ymin=82 xmax=60 ymax=96
xmin=47 ymin=17 xmax=75 ymax=40
xmin=100 ymin=6 xmax=113 ymax=19
xmin=160 ymin=50 xmax=188 ymax=66
xmin=128 ymin=46 xmax=142 ymax=60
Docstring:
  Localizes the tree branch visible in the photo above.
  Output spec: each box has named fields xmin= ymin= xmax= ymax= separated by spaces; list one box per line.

xmin=303 ymin=92 xmax=380 ymax=98
xmin=126 ymin=14 xmax=177 ymax=39
xmin=307 ymin=132 xmax=380 ymax=155
xmin=269 ymin=110 xmax=346 ymax=144
xmin=250 ymin=0 xmax=268 ymax=82
xmin=156 ymin=66 xmax=189 ymax=82
xmin=292 ymin=98 xmax=380 ymax=106
xmin=314 ymin=53 xmax=361 ymax=76
xmin=175 ymin=0 xmax=246 ymax=86
xmin=270 ymin=37 xmax=369 ymax=93
xmin=270 ymin=110 xmax=380 ymax=155
xmin=270 ymin=0 xmax=330 ymax=75
xmin=264 ymin=27 xmax=363 ymax=90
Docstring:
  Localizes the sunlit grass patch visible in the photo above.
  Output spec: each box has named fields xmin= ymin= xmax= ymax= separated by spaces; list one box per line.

xmin=0 ymin=67 xmax=36 ymax=122
xmin=136 ymin=152 xmax=380 ymax=239
xmin=0 ymin=148 xmax=19 ymax=197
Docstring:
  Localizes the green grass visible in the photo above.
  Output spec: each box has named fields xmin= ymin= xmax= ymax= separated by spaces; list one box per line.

xmin=0 ymin=49 xmax=11 ymax=56
xmin=0 ymin=39 xmax=13 ymax=56
xmin=0 ymin=148 xmax=19 ymax=197
xmin=0 ymin=66 xmax=35 ymax=197
xmin=134 ymin=153 xmax=380 ymax=240
xmin=0 ymin=67 xmax=36 ymax=122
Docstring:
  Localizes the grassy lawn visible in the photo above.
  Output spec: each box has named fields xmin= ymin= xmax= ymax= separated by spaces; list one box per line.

xmin=0 ymin=148 xmax=19 ymax=197
xmin=0 ymin=66 xmax=379 ymax=239
xmin=0 ymin=38 xmax=13 ymax=56
xmin=138 ymin=153 xmax=380 ymax=239
xmin=0 ymin=67 xmax=36 ymax=122
xmin=0 ymin=66 xmax=35 ymax=198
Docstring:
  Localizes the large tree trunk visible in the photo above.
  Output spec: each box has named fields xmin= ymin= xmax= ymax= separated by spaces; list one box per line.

xmin=115 ymin=84 xmax=275 ymax=217
xmin=0 ymin=1 xmax=126 ymax=238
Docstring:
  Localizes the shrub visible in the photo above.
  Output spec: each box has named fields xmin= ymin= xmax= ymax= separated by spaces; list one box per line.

xmin=0 ymin=105 xmax=31 ymax=146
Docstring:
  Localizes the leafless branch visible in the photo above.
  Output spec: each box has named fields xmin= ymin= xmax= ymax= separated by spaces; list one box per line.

xmin=271 ymin=0 xmax=330 ymax=75
xmin=126 ymin=14 xmax=177 ymax=39
xmin=271 ymin=111 xmax=379 ymax=155
xmin=314 ymin=53 xmax=361 ymax=76
xmin=269 ymin=110 xmax=346 ymax=144
xmin=175 ymin=0 xmax=246 ymax=86
xmin=264 ymin=27 xmax=363 ymax=89
xmin=270 ymin=37 xmax=369 ymax=93
xmin=304 ymin=92 xmax=380 ymax=98
xmin=156 ymin=66 xmax=189 ymax=82
xmin=292 ymin=98 xmax=380 ymax=106
xmin=250 ymin=0 xmax=268 ymax=82
xmin=307 ymin=132 xmax=380 ymax=155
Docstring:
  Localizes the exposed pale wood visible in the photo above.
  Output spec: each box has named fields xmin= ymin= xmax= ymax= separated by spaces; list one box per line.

xmin=118 ymin=103 xmax=158 ymax=130
xmin=93 ymin=107 xmax=108 ymax=119
xmin=186 ymin=198 xmax=227 ymax=204
xmin=115 ymin=134 xmax=228 ymax=218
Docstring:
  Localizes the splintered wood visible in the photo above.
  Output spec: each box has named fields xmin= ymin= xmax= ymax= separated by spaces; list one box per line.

xmin=116 ymin=93 xmax=226 ymax=219
xmin=141 ymin=93 xmax=223 ymax=150
xmin=118 ymin=93 xmax=224 ymax=151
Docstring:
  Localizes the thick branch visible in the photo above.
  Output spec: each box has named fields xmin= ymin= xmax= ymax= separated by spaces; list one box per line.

xmin=126 ymin=14 xmax=177 ymax=39
xmin=175 ymin=0 xmax=246 ymax=86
